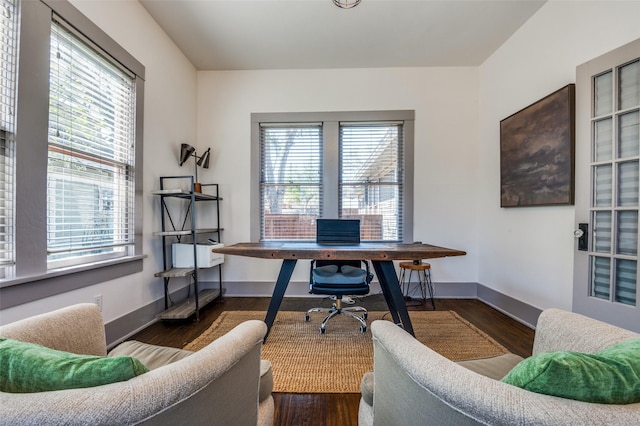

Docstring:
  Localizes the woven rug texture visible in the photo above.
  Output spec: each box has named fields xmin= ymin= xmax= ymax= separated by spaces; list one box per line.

xmin=184 ymin=310 xmax=509 ymax=393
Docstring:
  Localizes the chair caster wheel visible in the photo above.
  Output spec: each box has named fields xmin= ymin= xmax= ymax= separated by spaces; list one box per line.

xmin=360 ymin=326 xmax=367 ymax=333
xmin=320 ymin=327 xmax=326 ymax=334
xmin=305 ymin=314 xmax=310 ymax=322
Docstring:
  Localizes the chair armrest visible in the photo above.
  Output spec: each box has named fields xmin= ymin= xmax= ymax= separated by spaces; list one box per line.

xmin=532 ymin=308 xmax=639 ymax=355
xmin=133 ymin=319 xmax=267 ymax=425
xmin=0 ymin=320 xmax=268 ymax=425
xmin=0 ymin=303 xmax=107 ymax=356
xmin=369 ymin=320 xmax=640 ymax=426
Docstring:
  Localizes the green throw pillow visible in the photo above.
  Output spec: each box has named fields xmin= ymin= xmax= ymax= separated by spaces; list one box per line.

xmin=501 ymin=338 xmax=640 ymax=404
xmin=0 ymin=338 xmax=149 ymax=393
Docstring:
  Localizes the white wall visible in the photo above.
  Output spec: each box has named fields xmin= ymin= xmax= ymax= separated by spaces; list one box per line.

xmin=477 ymin=0 xmax=640 ymax=311
xmin=196 ymin=67 xmax=480 ymax=293
xmin=0 ymin=0 xmax=198 ymax=325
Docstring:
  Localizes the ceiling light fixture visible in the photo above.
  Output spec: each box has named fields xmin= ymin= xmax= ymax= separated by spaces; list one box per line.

xmin=333 ymin=0 xmax=361 ymax=9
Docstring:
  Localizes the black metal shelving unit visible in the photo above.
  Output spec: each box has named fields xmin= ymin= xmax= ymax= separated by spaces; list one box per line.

xmin=153 ymin=176 xmax=223 ymax=320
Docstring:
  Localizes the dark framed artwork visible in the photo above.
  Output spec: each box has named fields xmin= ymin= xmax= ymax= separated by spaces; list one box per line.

xmin=500 ymin=84 xmax=576 ymax=207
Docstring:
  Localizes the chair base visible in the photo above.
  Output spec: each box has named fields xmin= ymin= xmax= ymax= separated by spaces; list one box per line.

xmin=305 ymin=297 xmax=368 ymax=333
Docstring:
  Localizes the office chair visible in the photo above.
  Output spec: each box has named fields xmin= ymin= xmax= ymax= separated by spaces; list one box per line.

xmin=305 ymin=219 xmax=373 ymax=333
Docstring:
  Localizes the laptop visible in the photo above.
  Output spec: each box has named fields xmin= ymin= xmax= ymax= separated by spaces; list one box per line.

xmin=316 ymin=219 xmax=361 ymax=245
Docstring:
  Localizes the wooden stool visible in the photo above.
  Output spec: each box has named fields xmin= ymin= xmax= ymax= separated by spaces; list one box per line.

xmin=398 ymin=261 xmax=435 ymax=309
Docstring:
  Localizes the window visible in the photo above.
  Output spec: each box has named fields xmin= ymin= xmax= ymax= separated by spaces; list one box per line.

xmin=0 ymin=0 xmax=145 ymax=310
xmin=253 ymin=111 xmax=414 ymax=242
xmin=260 ymin=123 xmax=322 ymax=240
xmin=340 ymin=122 xmax=403 ymax=241
xmin=47 ymin=20 xmax=135 ymax=267
xmin=0 ymin=0 xmax=18 ymax=271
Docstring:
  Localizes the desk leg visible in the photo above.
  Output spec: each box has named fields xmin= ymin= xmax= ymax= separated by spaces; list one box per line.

xmin=373 ymin=260 xmax=415 ymax=337
xmin=264 ymin=259 xmax=297 ymax=342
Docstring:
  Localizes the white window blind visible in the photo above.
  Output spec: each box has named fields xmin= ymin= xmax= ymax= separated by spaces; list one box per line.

xmin=47 ymin=19 xmax=136 ymax=265
xmin=260 ymin=123 xmax=322 ymax=240
xmin=339 ymin=122 xmax=403 ymax=241
xmin=0 ymin=0 xmax=18 ymax=268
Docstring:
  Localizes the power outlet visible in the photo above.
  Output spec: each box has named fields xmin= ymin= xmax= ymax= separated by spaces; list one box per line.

xmin=93 ymin=294 xmax=103 ymax=312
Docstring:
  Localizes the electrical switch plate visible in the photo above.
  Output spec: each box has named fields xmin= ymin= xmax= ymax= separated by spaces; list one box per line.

xmin=93 ymin=294 xmax=103 ymax=311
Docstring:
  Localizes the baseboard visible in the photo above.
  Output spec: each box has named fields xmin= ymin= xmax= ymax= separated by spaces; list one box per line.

xmin=105 ymin=299 xmax=163 ymax=349
xmin=476 ymin=284 xmax=541 ymax=329
xmin=104 ymin=280 xmax=540 ymax=346
xmin=433 ymin=282 xmax=477 ymax=299
xmin=222 ymin=280 xmax=314 ymax=297
xmin=221 ymin=280 xmax=479 ymax=298
xmin=104 ymin=284 xmax=195 ymax=348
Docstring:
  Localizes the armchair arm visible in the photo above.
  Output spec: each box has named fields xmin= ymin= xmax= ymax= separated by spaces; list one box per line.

xmin=532 ymin=308 xmax=639 ymax=355
xmin=369 ymin=320 xmax=640 ymax=426
xmin=0 ymin=320 xmax=268 ymax=425
xmin=133 ymin=319 xmax=267 ymax=425
xmin=0 ymin=303 xmax=107 ymax=356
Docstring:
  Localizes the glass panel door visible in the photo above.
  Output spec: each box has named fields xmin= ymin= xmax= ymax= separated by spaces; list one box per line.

xmin=574 ymin=39 xmax=640 ymax=331
xmin=588 ymin=61 xmax=639 ymax=307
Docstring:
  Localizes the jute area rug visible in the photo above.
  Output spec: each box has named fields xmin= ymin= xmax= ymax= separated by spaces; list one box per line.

xmin=184 ymin=310 xmax=509 ymax=394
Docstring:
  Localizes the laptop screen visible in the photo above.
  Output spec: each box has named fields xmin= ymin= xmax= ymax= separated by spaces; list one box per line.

xmin=316 ymin=219 xmax=361 ymax=245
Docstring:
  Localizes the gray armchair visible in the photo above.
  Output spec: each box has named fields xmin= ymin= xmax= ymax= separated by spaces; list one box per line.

xmin=0 ymin=303 xmax=273 ymax=425
xmin=359 ymin=308 xmax=640 ymax=425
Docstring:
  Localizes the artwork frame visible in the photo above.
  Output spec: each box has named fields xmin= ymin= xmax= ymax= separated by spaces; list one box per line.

xmin=500 ymin=84 xmax=576 ymax=207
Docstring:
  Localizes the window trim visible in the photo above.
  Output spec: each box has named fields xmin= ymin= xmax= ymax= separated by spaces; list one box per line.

xmin=0 ymin=0 xmax=145 ymax=309
xmin=0 ymin=0 xmax=19 ymax=270
xmin=251 ymin=110 xmax=414 ymax=242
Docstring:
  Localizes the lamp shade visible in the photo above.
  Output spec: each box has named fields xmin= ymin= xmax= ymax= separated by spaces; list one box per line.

xmin=197 ymin=148 xmax=211 ymax=168
xmin=179 ymin=143 xmax=195 ymax=166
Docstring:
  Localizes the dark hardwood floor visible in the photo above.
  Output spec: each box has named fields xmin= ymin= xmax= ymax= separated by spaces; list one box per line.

xmin=130 ymin=295 xmax=535 ymax=426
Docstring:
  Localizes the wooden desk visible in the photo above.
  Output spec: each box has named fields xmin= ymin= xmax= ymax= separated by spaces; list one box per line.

xmin=213 ymin=242 xmax=466 ymax=340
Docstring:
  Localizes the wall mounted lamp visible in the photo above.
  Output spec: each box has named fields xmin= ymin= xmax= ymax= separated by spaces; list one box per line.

xmin=179 ymin=143 xmax=211 ymax=192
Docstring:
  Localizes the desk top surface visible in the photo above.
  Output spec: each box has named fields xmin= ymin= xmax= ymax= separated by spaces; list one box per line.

xmin=213 ymin=242 xmax=466 ymax=261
